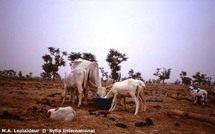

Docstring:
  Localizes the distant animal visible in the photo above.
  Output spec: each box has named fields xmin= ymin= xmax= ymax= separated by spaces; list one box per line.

xmin=105 ymin=79 xmax=146 ymax=115
xmin=71 ymin=59 xmax=107 ymax=98
xmin=188 ymin=86 xmax=208 ymax=106
xmin=47 ymin=106 xmax=76 ymax=121
xmin=62 ymin=68 xmax=87 ymax=107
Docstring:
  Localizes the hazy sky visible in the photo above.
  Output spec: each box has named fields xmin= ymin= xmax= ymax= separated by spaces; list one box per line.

xmin=0 ymin=0 xmax=215 ymax=82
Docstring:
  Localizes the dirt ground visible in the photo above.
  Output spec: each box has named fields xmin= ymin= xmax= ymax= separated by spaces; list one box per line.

xmin=0 ymin=78 xmax=215 ymax=134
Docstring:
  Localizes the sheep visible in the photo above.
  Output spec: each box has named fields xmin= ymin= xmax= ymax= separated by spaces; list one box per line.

xmin=188 ymin=86 xmax=208 ymax=106
xmin=47 ymin=106 xmax=76 ymax=121
xmin=104 ymin=79 xmax=146 ymax=115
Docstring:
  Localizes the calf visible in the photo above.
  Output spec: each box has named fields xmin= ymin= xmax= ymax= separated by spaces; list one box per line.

xmin=47 ymin=106 xmax=76 ymax=121
xmin=105 ymin=79 xmax=146 ymax=115
xmin=62 ymin=68 xmax=87 ymax=107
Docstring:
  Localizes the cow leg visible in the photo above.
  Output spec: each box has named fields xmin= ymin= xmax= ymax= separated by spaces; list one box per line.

xmin=132 ymin=95 xmax=140 ymax=115
xmin=193 ymin=97 xmax=198 ymax=104
xmin=123 ymin=97 xmax=127 ymax=111
xmin=77 ymin=86 xmax=83 ymax=108
xmin=142 ymin=97 xmax=147 ymax=112
xmin=61 ymin=86 xmax=67 ymax=105
xmin=71 ymin=90 xmax=76 ymax=106
xmin=139 ymin=93 xmax=146 ymax=112
xmin=109 ymin=93 xmax=118 ymax=112
xmin=112 ymin=97 xmax=122 ymax=111
xmin=83 ymin=87 xmax=88 ymax=105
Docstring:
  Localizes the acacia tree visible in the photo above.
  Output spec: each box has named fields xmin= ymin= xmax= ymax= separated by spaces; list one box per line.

xmin=153 ymin=68 xmax=171 ymax=84
xmin=180 ymin=71 xmax=192 ymax=85
xmin=41 ymin=47 xmax=67 ymax=80
xmin=0 ymin=70 xmax=17 ymax=78
xmin=128 ymin=69 xmax=144 ymax=81
xmin=18 ymin=71 xmax=23 ymax=78
xmin=192 ymin=72 xmax=211 ymax=86
xmin=68 ymin=52 xmax=96 ymax=62
xmin=106 ymin=49 xmax=128 ymax=82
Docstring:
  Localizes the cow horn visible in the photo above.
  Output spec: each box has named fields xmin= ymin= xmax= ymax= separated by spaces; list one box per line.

xmin=88 ymin=80 xmax=97 ymax=88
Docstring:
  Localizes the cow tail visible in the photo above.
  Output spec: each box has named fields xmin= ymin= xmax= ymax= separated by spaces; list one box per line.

xmin=137 ymin=82 xmax=145 ymax=102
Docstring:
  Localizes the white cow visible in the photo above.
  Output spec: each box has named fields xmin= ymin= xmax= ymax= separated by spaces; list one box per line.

xmin=47 ymin=106 xmax=76 ymax=121
xmin=71 ymin=59 xmax=106 ymax=97
xmin=62 ymin=68 xmax=87 ymax=107
xmin=105 ymin=79 xmax=146 ymax=115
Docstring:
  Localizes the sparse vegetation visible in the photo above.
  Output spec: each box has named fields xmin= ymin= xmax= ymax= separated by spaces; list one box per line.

xmin=153 ymin=68 xmax=171 ymax=84
xmin=180 ymin=71 xmax=192 ymax=85
xmin=41 ymin=47 xmax=67 ymax=80
xmin=106 ymin=49 xmax=128 ymax=82
xmin=68 ymin=52 xmax=96 ymax=62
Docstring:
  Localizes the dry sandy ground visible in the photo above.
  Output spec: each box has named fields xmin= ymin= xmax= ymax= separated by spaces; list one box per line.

xmin=0 ymin=79 xmax=215 ymax=134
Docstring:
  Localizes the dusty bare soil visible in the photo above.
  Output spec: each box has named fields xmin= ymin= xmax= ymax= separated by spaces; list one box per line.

xmin=0 ymin=79 xmax=215 ymax=134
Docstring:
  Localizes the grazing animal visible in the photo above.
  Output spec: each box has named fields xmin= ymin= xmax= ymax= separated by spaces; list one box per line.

xmin=47 ymin=106 xmax=76 ymax=121
xmin=188 ymin=86 xmax=208 ymax=106
xmin=71 ymin=59 xmax=106 ymax=97
xmin=62 ymin=68 xmax=87 ymax=107
xmin=105 ymin=79 xmax=146 ymax=115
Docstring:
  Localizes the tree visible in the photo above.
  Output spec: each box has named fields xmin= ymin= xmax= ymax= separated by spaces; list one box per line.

xmin=153 ymin=68 xmax=171 ymax=84
xmin=128 ymin=69 xmax=144 ymax=81
xmin=68 ymin=52 xmax=82 ymax=62
xmin=204 ymin=77 xmax=212 ymax=86
xmin=18 ymin=71 xmax=23 ymax=78
xmin=180 ymin=71 xmax=192 ymax=85
xmin=128 ymin=69 xmax=134 ymax=78
xmin=192 ymin=72 xmax=210 ymax=86
xmin=0 ymin=70 xmax=16 ymax=78
xmin=41 ymin=47 xmax=67 ymax=80
xmin=26 ymin=72 xmax=33 ymax=78
xmin=106 ymin=49 xmax=128 ymax=82
xmin=82 ymin=52 xmax=96 ymax=62
xmin=68 ymin=52 xmax=96 ymax=62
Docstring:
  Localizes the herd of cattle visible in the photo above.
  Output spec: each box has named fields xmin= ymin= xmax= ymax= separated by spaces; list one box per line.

xmin=47 ymin=59 xmax=215 ymax=121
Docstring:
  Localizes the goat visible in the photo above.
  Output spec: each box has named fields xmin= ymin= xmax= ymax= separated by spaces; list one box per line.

xmin=105 ymin=79 xmax=146 ymax=115
xmin=188 ymin=86 xmax=208 ymax=106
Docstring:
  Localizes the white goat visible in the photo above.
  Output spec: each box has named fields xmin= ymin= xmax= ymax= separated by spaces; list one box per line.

xmin=188 ymin=86 xmax=208 ymax=106
xmin=47 ymin=106 xmax=76 ymax=121
xmin=105 ymin=79 xmax=146 ymax=115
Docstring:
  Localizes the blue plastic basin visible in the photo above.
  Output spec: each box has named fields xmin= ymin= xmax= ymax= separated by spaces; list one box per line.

xmin=93 ymin=97 xmax=113 ymax=110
